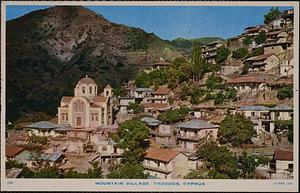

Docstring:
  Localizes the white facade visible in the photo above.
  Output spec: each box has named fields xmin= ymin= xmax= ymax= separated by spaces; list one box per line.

xmin=58 ymin=76 xmax=113 ymax=128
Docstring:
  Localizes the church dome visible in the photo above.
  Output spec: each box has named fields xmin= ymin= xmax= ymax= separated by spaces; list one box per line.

xmin=76 ymin=75 xmax=96 ymax=86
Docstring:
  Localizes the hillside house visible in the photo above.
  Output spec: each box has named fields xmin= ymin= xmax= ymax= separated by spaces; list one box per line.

xmin=270 ymin=105 xmax=293 ymax=121
xmin=270 ymin=149 xmax=293 ymax=179
xmin=177 ymin=119 xmax=219 ymax=152
xmin=242 ymin=25 xmax=268 ymax=40
xmin=151 ymin=58 xmax=171 ymax=70
xmin=280 ymin=49 xmax=294 ymax=77
xmin=201 ymin=41 xmax=224 ymax=64
xmin=130 ymin=87 xmax=153 ymax=103
xmin=220 ymin=66 xmax=241 ymax=76
xmin=263 ymin=40 xmax=292 ymax=55
xmin=244 ymin=53 xmax=279 ymax=72
xmin=272 ymin=19 xmax=284 ymax=30
xmin=141 ymin=117 xmax=162 ymax=137
xmin=227 ymin=76 xmax=267 ymax=95
xmin=143 ymin=148 xmax=190 ymax=179
xmin=27 ymin=152 xmax=65 ymax=168
xmin=143 ymin=103 xmax=171 ymax=117
xmin=155 ymin=124 xmax=176 ymax=146
xmin=150 ymin=85 xmax=174 ymax=104
xmin=237 ymin=105 xmax=271 ymax=134
xmin=5 ymin=146 xmax=25 ymax=161
xmin=24 ymin=121 xmax=62 ymax=138
xmin=118 ymin=97 xmax=135 ymax=113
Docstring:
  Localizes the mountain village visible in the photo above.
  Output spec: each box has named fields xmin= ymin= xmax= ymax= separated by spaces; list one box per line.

xmin=5 ymin=8 xmax=294 ymax=180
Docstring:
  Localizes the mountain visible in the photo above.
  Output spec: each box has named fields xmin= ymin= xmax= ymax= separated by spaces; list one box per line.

xmin=6 ymin=6 xmax=183 ymax=121
xmin=170 ymin=37 xmax=225 ymax=55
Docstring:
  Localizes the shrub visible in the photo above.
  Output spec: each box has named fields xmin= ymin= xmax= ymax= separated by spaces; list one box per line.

xmin=232 ymin=48 xmax=249 ymax=59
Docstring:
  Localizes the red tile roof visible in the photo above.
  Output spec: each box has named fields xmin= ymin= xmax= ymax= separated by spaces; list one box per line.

xmin=143 ymin=103 xmax=169 ymax=110
xmin=61 ymin=96 xmax=73 ymax=103
xmin=145 ymin=148 xmax=180 ymax=162
xmin=6 ymin=146 xmax=25 ymax=158
xmin=153 ymin=86 xmax=171 ymax=95
xmin=274 ymin=149 xmax=293 ymax=161
xmin=227 ymin=76 xmax=266 ymax=84
xmin=94 ymin=96 xmax=107 ymax=103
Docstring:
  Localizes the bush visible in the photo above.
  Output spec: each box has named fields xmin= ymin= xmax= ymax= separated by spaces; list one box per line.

xmin=206 ymin=75 xmax=224 ymax=90
xmin=243 ymin=36 xmax=252 ymax=45
xmin=158 ymin=106 xmax=190 ymax=124
xmin=127 ymin=102 xmax=144 ymax=114
xmin=216 ymin=46 xmax=230 ymax=64
xmin=232 ymin=48 xmax=249 ymax=59
xmin=254 ymin=31 xmax=267 ymax=45
xmin=264 ymin=7 xmax=281 ymax=24
xmin=277 ymin=86 xmax=293 ymax=100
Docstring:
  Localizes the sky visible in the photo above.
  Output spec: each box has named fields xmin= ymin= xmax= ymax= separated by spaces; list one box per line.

xmin=6 ymin=5 xmax=292 ymax=40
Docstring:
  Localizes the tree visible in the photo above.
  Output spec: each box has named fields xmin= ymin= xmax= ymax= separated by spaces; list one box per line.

xmin=214 ymin=92 xmax=225 ymax=105
xmin=127 ymin=102 xmax=144 ymax=114
xmin=158 ymin=106 xmax=190 ymax=124
xmin=216 ymin=46 xmax=230 ymax=64
xmin=107 ymin=162 xmax=148 ymax=179
xmin=226 ymin=88 xmax=237 ymax=101
xmin=135 ymin=71 xmax=150 ymax=88
xmin=113 ymin=119 xmax=150 ymax=163
xmin=274 ymin=119 xmax=293 ymax=143
xmin=238 ymin=152 xmax=269 ymax=178
xmin=113 ymin=86 xmax=125 ymax=97
xmin=243 ymin=36 xmax=252 ymax=45
xmin=85 ymin=162 xmax=103 ymax=178
xmin=196 ymin=141 xmax=240 ymax=179
xmin=254 ymin=31 xmax=267 ymax=45
xmin=277 ymin=86 xmax=293 ymax=100
xmin=264 ymin=7 xmax=281 ymax=24
xmin=218 ymin=113 xmax=256 ymax=147
xmin=206 ymin=75 xmax=224 ymax=90
xmin=232 ymin=48 xmax=249 ymax=59
xmin=34 ymin=166 xmax=64 ymax=178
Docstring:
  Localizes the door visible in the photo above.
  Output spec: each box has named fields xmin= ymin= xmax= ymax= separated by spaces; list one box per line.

xmin=76 ymin=117 xmax=82 ymax=127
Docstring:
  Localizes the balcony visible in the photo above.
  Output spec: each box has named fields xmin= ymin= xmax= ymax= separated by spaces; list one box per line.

xmin=143 ymin=165 xmax=171 ymax=174
xmin=177 ymin=134 xmax=201 ymax=142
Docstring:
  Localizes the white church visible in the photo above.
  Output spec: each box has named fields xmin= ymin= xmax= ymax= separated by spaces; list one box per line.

xmin=57 ymin=75 xmax=113 ymax=128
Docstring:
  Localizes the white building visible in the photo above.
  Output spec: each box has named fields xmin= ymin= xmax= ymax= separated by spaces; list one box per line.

xmin=270 ymin=149 xmax=293 ymax=179
xmin=177 ymin=119 xmax=219 ymax=152
xmin=58 ymin=75 xmax=113 ymax=128
xmin=143 ymin=148 xmax=190 ymax=179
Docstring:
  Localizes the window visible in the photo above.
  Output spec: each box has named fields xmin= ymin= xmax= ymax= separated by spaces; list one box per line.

xmin=102 ymin=146 xmax=107 ymax=151
xmin=95 ymin=114 xmax=98 ymax=121
xmin=251 ymin=112 xmax=255 ymax=117
xmin=90 ymin=87 xmax=93 ymax=94
xmin=288 ymin=164 xmax=293 ymax=171
xmin=157 ymin=161 xmax=160 ymax=167
xmin=91 ymin=114 xmax=94 ymax=121
xmin=82 ymin=86 xmax=85 ymax=94
xmin=106 ymin=91 xmax=109 ymax=96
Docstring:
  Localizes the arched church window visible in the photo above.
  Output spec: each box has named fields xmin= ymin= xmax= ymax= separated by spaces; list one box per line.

xmin=91 ymin=113 xmax=94 ymax=121
xmin=82 ymin=86 xmax=86 ymax=94
xmin=95 ymin=113 xmax=98 ymax=121
xmin=90 ymin=86 xmax=93 ymax=94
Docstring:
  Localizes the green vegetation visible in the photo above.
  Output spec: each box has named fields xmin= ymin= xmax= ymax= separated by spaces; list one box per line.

xmin=254 ymin=31 xmax=267 ymax=45
xmin=216 ymin=46 xmax=230 ymax=64
xmin=232 ymin=48 xmax=249 ymax=59
xmin=6 ymin=160 xmax=34 ymax=178
xmin=158 ymin=106 xmax=190 ymax=124
xmin=113 ymin=86 xmax=126 ymax=97
xmin=28 ymin=135 xmax=48 ymax=145
xmin=206 ymin=75 xmax=224 ymax=90
xmin=264 ymin=7 xmax=281 ymax=24
xmin=108 ymin=119 xmax=150 ymax=178
xmin=277 ymin=85 xmax=293 ymax=100
xmin=184 ymin=141 xmax=269 ymax=179
xmin=107 ymin=162 xmax=148 ymax=179
xmin=274 ymin=119 xmax=293 ymax=143
xmin=218 ymin=113 xmax=256 ymax=147
xmin=127 ymin=102 xmax=144 ymax=114
xmin=243 ymin=36 xmax=252 ymax=45
xmin=170 ymin=37 xmax=224 ymax=50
